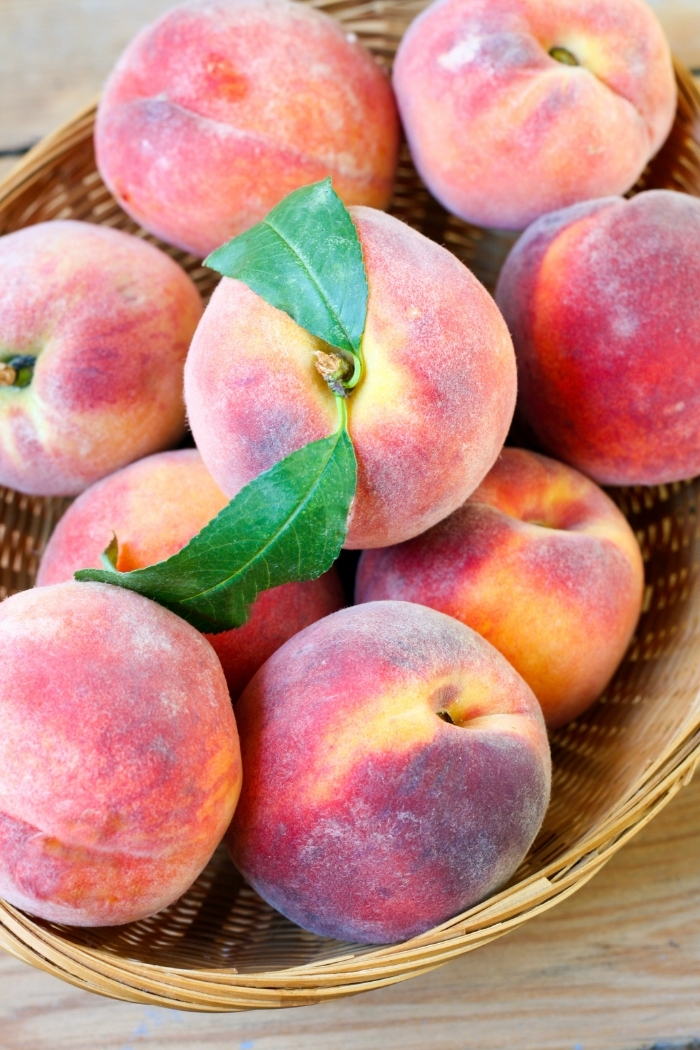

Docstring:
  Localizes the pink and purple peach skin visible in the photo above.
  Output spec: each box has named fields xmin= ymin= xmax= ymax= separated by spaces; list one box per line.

xmin=95 ymin=0 xmax=400 ymax=256
xmin=0 ymin=581 xmax=241 ymax=926
xmin=357 ymin=448 xmax=644 ymax=728
xmin=37 ymin=449 xmax=345 ymax=700
xmin=393 ymin=0 xmax=676 ymax=230
xmin=228 ymin=601 xmax=551 ymax=943
xmin=496 ymin=190 xmax=700 ymax=485
xmin=0 ymin=220 xmax=202 ymax=496
xmin=185 ymin=206 xmax=517 ymax=549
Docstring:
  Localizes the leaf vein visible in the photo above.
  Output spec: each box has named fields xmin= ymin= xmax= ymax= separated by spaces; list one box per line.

xmin=181 ymin=432 xmax=342 ymax=606
xmin=263 ymin=216 xmax=356 ymax=352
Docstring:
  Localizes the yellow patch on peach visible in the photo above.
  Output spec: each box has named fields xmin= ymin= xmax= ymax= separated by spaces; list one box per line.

xmin=301 ymin=680 xmax=440 ymax=806
xmin=299 ymin=669 xmax=539 ymax=807
xmin=357 ymin=449 xmax=644 ymax=728
xmin=579 ymin=518 xmax=642 ymax=566
xmin=228 ymin=601 xmax=550 ymax=943
xmin=350 ymin=301 xmax=423 ymax=428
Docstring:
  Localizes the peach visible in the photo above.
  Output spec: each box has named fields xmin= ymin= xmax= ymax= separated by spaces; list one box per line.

xmin=185 ymin=206 xmax=517 ymax=549
xmin=356 ymin=449 xmax=644 ymax=729
xmin=495 ymin=190 xmax=700 ymax=485
xmin=95 ymin=0 xmax=400 ymax=257
xmin=0 ymin=220 xmax=202 ymax=497
xmin=227 ymin=601 xmax=550 ymax=943
xmin=37 ymin=449 xmax=345 ymax=699
xmin=0 ymin=581 xmax=241 ymax=926
xmin=393 ymin=0 xmax=676 ymax=230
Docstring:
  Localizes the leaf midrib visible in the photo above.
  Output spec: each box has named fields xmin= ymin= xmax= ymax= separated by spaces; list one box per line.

xmin=179 ymin=430 xmax=343 ymax=606
xmin=264 ymin=214 xmax=357 ymax=353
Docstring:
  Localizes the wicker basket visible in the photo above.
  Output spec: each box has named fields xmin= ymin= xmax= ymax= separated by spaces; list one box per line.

xmin=1 ymin=0 xmax=700 ymax=1012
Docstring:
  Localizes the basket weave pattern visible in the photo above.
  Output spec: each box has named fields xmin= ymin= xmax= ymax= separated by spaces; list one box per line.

xmin=1 ymin=0 xmax=700 ymax=1010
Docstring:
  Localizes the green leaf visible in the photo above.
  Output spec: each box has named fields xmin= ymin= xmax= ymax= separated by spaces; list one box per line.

xmin=205 ymin=179 xmax=368 ymax=359
xmin=74 ymin=417 xmax=357 ymax=634
xmin=100 ymin=533 xmax=119 ymax=572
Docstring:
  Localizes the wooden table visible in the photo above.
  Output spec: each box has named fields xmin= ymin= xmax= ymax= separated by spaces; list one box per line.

xmin=2 ymin=773 xmax=700 ymax=1050
xmin=2 ymin=3 xmax=700 ymax=1047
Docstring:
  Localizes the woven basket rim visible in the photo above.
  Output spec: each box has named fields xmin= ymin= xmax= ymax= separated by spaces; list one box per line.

xmin=1 ymin=47 xmax=700 ymax=1010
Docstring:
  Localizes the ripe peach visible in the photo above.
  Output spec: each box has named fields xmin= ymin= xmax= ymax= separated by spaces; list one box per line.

xmin=393 ymin=0 xmax=676 ymax=230
xmin=227 ymin=601 xmax=551 ymax=943
xmin=496 ymin=190 xmax=700 ymax=485
xmin=95 ymin=0 xmax=400 ymax=257
xmin=37 ymin=449 xmax=345 ymax=699
xmin=0 ymin=220 xmax=202 ymax=497
xmin=0 ymin=581 xmax=241 ymax=926
xmin=356 ymin=449 xmax=644 ymax=729
xmin=185 ymin=206 xmax=517 ymax=549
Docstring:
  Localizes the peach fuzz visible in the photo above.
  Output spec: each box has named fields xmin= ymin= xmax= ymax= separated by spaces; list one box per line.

xmin=185 ymin=206 xmax=517 ymax=549
xmin=393 ymin=0 xmax=676 ymax=230
xmin=95 ymin=0 xmax=399 ymax=257
xmin=0 ymin=220 xmax=202 ymax=497
xmin=0 ymin=581 xmax=241 ymax=926
xmin=228 ymin=601 xmax=551 ymax=943
xmin=357 ymin=449 xmax=644 ymax=729
xmin=37 ymin=449 xmax=345 ymax=699
xmin=496 ymin=190 xmax=700 ymax=485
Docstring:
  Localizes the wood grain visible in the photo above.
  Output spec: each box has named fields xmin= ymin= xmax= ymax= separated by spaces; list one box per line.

xmin=648 ymin=0 xmax=700 ymax=69
xmin=0 ymin=0 xmax=175 ymax=151
xmin=2 ymin=770 xmax=700 ymax=1049
xmin=0 ymin=159 xmax=18 ymax=182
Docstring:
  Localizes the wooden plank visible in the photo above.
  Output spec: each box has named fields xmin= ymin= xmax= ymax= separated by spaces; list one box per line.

xmin=0 ymin=0 xmax=176 ymax=150
xmin=0 ymin=159 xmax=19 ymax=183
xmin=648 ymin=0 xmax=700 ymax=70
xmin=2 ymin=771 xmax=700 ymax=1049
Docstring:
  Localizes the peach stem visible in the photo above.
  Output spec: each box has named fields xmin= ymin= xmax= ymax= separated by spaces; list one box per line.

xmin=0 ymin=355 xmax=36 ymax=388
xmin=313 ymin=349 xmax=361 ymax=398
xmin=549 ymin=46 xmax=579 ymax=66
xmin=0 ymin=363 xmax=17 ymax=386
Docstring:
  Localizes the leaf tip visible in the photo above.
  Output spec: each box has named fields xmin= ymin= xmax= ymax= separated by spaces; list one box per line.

xmin=203 ymin=243 xmax=225 ymax=273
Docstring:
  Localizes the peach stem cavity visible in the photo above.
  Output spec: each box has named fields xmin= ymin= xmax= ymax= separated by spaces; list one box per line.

xmin=549 ymin=46 xmax=579 ymax=67
xmin=314 ymin=347 xmax=361 ymax=398
xmin=436 ymin=709 xmax=456 ymax=725
xmin=0 ymin=354 xmax=36 ymax=388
